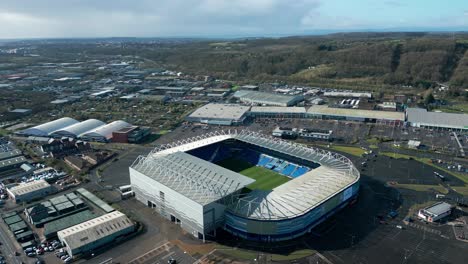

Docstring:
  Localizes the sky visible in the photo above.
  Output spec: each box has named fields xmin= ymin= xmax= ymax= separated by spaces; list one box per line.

xmin=0 ymin=0 xmax=466 ymax=39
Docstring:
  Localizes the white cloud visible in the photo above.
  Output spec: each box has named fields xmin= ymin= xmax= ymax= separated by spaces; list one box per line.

xmin=0 ymin=0 xmax=465 ymax=38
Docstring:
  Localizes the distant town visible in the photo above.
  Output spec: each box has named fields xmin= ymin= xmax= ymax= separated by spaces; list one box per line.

xmin=0 ymin=37 xmax=468 ymax=264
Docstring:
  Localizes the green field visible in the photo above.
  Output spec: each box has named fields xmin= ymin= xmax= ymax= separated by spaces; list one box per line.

xmin=216 ymin=158 xmax=290 ymax=191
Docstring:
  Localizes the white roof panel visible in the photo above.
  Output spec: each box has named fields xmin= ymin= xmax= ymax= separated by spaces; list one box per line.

xmin=79 ymin=120 xmax=130 ymax=140
xmin=50 ymin=119 xmax=106 ymax=137
xmin=20 ymin=117 xmax=79 ymax=136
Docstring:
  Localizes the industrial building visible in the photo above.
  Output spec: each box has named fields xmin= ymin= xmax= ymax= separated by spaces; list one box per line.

xmin=272 ymin=127 xmax=333 ymax=141
xmin=7 ymin=179 xmax=53 ymax=203
xmin=307 ymin=105 xmax=405 ymax=125
xmin=50 ymin=119 xmax=106 ymax=138
xmin=57 ymin=211 xmax=135 ymax=258
xmin=111 ymin=126 xmax=151 ymax=143
xmin=406 ymin=108 xmax=468 ymax=131
xmin=418 ymin=202 xmax=452 ymax=222
xmin=18 ymin=117 xmax=79 ymax=137
xmin=130 ymin=130 xmax=359 ymax=241
xmin=0 ymin=148 xmax=27 ymax=172
xmin=186 ymin=104 xmax=251 ymax=126
xmin=79 ymin=120 xmax=131 ymax=142
xmin=234 ymin=91 xmax=304 ymax=106
xmin=323 ymin=91 xmax=372 ymax=98
xmin=249 ymin=106 xmax=306 ymax=119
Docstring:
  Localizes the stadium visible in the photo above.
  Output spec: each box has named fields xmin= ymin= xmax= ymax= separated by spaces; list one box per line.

xmin=130 ymin=130 xmax=360 ymax=242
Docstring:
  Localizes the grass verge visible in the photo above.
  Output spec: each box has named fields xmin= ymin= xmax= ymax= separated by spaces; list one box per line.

xmin=329 ymin=145 xmax=366 ymax=157
xmin=390 ymin=183 xmax=448 ymax=194
xmin=381 ymin=152 xmax=468 ymax=184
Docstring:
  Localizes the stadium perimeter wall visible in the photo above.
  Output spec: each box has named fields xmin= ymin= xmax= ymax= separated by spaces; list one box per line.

xmin=129 ymin=167 xmax=226 ymax=240
xmin=224 ymin=181 xmax=359 ymax=242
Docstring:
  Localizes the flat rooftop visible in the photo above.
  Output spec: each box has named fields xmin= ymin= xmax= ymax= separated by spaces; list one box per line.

xmin=8 ymin=179 xmax=51 ymax=196
xmin=188 ymin=103 xmax=251 ymax=121
xmin=307 ymin=105 xmax=405 ymax=121
xmin=235 ymin=91 xmax=301 ymax=104
xmin=407 ymin=108 xmax=468 ymax=129
xmin=250 ymin=106 xmax=306 ymax=114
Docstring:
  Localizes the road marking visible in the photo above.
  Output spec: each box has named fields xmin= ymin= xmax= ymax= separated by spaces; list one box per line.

xmin=128 ymin=241 xmax=171 ymax=264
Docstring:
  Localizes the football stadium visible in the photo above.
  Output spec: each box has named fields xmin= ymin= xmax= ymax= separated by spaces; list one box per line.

xmin=130 ymin=130 xmax=360 ymax=242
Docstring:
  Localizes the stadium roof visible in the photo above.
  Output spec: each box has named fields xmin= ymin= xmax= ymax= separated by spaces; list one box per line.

xmin=407 ymin=108 xmax=468 ymax=130
xmin=79 ymin=120 xmax=130 ymax=140
xmin=19 ymin=117 xmax=79 ymax=136
xmin=250 ymin=106 xmax=306 ymax=114
xmin=57 ymin=211 xmax=133 ymax=252
xmin=138 ymin=130 xmax=359 ymax=220
xmin=188 ymin=103 xmax=251 ymax=121
xmin=50 ymin=119 xmax=106 ymax=138
xmin=307 ymin=105 xmax=405 ymax=121
xmin=131 ymin=151 xmax=255 ymax=206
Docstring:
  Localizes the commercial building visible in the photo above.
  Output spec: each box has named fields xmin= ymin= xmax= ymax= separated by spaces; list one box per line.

xmin=307 ymin=105 xmax=405 ymax=125
xmin=50 ymin=119 xmax=106 ymax=138
xmin=130 ymin=130 xmax=359 ymax=242
xmin=57 ymin=211 xmax=135 ymax=258
xmin=18 ymin=117 xmax=79 ymax=137
xmin=234 ymin=91 xmax=304 ymax=107
xmin=0 ymin=148 xmax=26 ymax=172
xmin=406 ymin=108 xmax=468 ymax=131
xmin=112 ymin=126 xmax=151 ymax=143
xmin=418 ymin=202 xmax=452 ymax=222
xmin=79 ymin=120 xmax=131 ymax=142
xmin=7 ymin=179 xmax=53 ymax=203
xmin=186 ymin=104 xmax=251 ymax=126
xmin=323 ymin=91 xmax=372 ymax=98
xmin=249 ymin=106 xmax=306 ymax=119
xmin=8 ymin=109 xmax=32 ymax=117
xmin=272 ymin=127 xmax=333 ymax=141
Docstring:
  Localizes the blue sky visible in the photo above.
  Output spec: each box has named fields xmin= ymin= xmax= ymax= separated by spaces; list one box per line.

xmin=0 ymin=0 xmax=466 ymax=38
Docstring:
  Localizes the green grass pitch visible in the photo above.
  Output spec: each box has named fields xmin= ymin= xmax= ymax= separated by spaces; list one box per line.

xmin=216 ymin=158 xmax=290 ymax=191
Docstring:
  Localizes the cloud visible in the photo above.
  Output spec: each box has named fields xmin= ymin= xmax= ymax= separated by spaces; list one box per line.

xmin=0 ymin=0 xmax=325 ymax=38
xmin=0 ymin=0 xmax=465 ymax=38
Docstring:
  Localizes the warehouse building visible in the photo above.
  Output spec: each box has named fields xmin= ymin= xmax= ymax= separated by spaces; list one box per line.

xmin=0 ymin=148 xmax=27 ymax=172
xmin=186 ymin=103 xmax=251 ymax=126
xmin=418 ymin=202 xmax=452 ymax=222
xmin=234 ymin=91 xmax=304 ymax=106
xmin=323 ymin=91 xmax=372 ymax=98
xmin=307 ymin=105 xmax=405 ymax=125
xmin=79 ymin=120 xmax=131 ymax=142
xmin=18 ymin=117 xmax=79 ymax=137
xmin=111 ymin=126 xmax=151 ymax=143
xmin=249 ymin=106 xmax=306 ymax=119
xmin=406 ymin=108 xmax=468 ymax=131
xmin=50 ymin=119 xmax=106 ymax=138
xmin=57 ymin=211 xmax=135 ymax=258
xmin=7 ymin=179 xmax=53 ymax=203
xmin=272 ymin=127 xmax=333 ymax=141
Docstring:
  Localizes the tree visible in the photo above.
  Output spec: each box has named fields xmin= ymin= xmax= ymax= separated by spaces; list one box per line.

xmin=424 ymin=91 xmax=435 ymax=106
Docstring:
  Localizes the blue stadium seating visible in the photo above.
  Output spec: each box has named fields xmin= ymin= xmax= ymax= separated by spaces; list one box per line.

xmin=291 ymin=166 xmax=309 ymax=178
xmin=189 ymin=143 xmax=313 ymax=179
xmin=281 ymin=164 xmax=296 ymax=176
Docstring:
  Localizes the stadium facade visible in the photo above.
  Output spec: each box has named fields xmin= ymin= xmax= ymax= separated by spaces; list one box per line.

xmin=130 ymin=130 xmax=359 ymax=242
